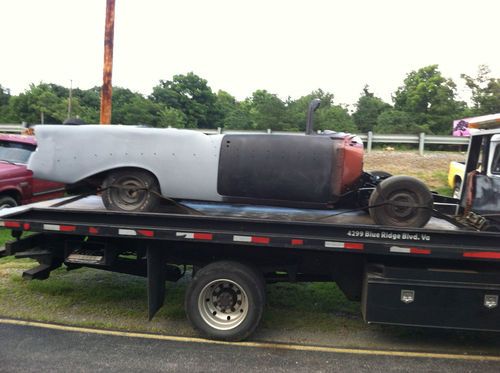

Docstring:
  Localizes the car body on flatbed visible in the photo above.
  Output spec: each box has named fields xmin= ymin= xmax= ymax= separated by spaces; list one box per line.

xmin=27 ymin=100 xmax=435 ymax=229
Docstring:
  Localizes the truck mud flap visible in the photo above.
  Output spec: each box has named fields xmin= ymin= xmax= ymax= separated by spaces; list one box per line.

xmin=362 ymin=265 xmax=500 ymax=332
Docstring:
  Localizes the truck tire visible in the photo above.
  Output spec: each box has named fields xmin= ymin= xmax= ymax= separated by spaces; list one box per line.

xmin=185 ymin=261 xmax=266 ymax=341
xmin=0 ymin=196 xmax=17 ymax=209
xmin=369 ymin=175 xmax=433 ymax=228
xmin=102 ymin=169 xmax=160 ymax=212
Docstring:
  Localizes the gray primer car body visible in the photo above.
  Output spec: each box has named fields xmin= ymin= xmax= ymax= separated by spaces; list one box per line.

xmin=28 ymin=125 xmax=225 ymax=201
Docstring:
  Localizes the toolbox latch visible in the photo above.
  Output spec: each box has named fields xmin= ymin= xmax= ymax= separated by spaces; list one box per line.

xmin=401 ymin=289 xmax=415 ymax=304
xmin=484 ymin=295 xmax=498 ymax=309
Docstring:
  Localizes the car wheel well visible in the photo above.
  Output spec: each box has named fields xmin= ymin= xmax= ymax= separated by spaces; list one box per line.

xmin=0 ymin=190 xmax=21 ymax=204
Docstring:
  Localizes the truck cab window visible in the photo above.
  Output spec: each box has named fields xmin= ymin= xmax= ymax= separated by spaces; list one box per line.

xmin=491 ymin=145 xmax=500 ymax=175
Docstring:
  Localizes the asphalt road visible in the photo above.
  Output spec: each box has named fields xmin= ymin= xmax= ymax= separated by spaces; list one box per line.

xmin=0 ymin=322 xmax=499 ymax=372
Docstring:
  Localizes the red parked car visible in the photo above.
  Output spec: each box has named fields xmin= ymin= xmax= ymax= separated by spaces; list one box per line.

xmin=0 ymin=134 xmax=64 ymax=209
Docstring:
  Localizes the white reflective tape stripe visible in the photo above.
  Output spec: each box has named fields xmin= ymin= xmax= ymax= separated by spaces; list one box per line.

xmin=390 ymin=246 xmax=411 ymax=253
xmin=233 ymin=235 xmax=252 ymax=243
xmin=118 ymin=229 xmax=137 ymax=236
xmin=43 ymin=224 xmax=60 ymax=231
xmin=176 ymin=232 xmax=194 ymax=239
xmin=325 ymin=241 xmax=344 ymax=248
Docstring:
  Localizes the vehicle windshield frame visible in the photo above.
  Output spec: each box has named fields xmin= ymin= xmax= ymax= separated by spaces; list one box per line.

xmin=0 ymin=140 xmax=36 ymax=164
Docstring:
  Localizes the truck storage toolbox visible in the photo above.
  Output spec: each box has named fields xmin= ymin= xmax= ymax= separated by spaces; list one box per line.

xmin=362 ymin=265 xmax=500 ymax=331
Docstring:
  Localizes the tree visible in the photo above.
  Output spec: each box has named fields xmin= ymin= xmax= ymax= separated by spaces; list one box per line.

xmin=112 ymin=87 xmax=164 ymax=126
xmin=286 ymin=89 xmax=335 ymax=131
xmin=462 ymin=65 xmax=500 ymax=115
xmin=245 ymin=90 xmax=291 ymax=131
xmin=72 ymin=87 xmax=100 ymax=123
xmin=0 ymin=85 xmax=15 ymax=122
xmin=151 ymin=72 xmax=221 ymax=128
xmin=316 ymin=105 xmax=358 ymax=133
xmin=374 ymin=109 xmax=428 ymax=134
xmin=158 ymin=107 xmax=187 ymax=128
xmin=9 ymin=83 xmax=66 ymax=124
xmin=352 ymin=85 xmax=391 ymax=133
xmin=393 ymin=65 xmax=464 ymax=134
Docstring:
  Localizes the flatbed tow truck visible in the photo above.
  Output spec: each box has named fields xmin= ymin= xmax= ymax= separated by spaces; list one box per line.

xmin=1 ymin=129 xmax=500 ymax=341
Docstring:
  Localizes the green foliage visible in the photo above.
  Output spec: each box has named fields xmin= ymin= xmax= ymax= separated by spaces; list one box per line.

xmin=374 ymin=109 xmax=428 ymax=134
xmin=158 ymin=107 xmax=187 ymax=128
xmin=392 ymin=65 xmax=465 ymax=134
xmin=0 ymin=64 xmax=498 ymax=134
xmin=317 ymin=105 xmax=358 ymax=133
xmin=352 ymin=85 xmax=391 ymax=133
xmin=150 ymin=72 xmax=221 ymax=129
xmin=247 ymin=90 xmax=289 ymax=130
xmin=462 ymin=65 xmax=500 ymax=115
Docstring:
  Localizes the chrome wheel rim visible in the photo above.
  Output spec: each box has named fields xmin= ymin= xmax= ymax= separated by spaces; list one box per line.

xmin=198 ymin=279 xmax=248 ymax=330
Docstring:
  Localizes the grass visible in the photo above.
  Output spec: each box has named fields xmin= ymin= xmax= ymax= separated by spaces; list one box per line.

xmin=0 ymin=257 xmax=361 ymax=335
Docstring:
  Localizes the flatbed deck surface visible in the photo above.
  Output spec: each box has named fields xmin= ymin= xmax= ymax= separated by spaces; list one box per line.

xmin=0 ymin=195 xmax=459 ymax=231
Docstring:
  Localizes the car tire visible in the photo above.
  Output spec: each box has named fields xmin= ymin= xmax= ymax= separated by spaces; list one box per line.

xmin=102 ymin=169 xmax=160 ymax=212
xmin=0 ymin=196 xmax=18 ymax=209
xmin=369 ymin=175 xmax=433 ymax=228
xmin=185 ymin=261 xmax=266 ymax=341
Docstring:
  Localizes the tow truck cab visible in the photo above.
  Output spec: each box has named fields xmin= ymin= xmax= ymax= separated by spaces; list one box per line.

xmin=460 ymin=130 xmax=500 ymax=229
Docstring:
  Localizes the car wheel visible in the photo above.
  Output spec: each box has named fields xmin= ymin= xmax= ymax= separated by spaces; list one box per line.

xmin=0 ymin=196 xmax=18 ymax=209
xmin=369 ymin=175 xmax=433 ymax=228
xmin=452 ymin=180 xmax=461 ymax=199
xmin=185 ymin=261 xmax=266 ymax=341
xmin=102 ymin=169 xmax=160 ymax=212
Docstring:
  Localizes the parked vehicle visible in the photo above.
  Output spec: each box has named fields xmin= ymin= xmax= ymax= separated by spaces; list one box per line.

xmin=0 ymin=134 xmax=64 ymax=208
xmin=2 ymin=107 xmax=499 ymax=342
xmin=448 ymin=113 xmax=500 ymax=199
xmin=448 ymin=160 xmax=465 ymax=198
xmin=28 ymin=101 xmax=433 ymax=228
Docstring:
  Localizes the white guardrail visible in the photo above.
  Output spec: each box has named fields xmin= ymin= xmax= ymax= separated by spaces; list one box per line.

xmin=1 ymin=124 xmax=469 ymax=155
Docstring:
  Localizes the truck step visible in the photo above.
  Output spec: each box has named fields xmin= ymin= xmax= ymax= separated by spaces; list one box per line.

xmin=22 ymin=262 xmax=61 ymax=280
xmin=66 ymin=249 xmax=105 ymax=265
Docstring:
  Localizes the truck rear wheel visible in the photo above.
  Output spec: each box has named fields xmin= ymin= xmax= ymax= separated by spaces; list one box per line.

xmin=185 ymin=261 xmax=265 ymax=341
xmin=369 ymin=175 xmax=433 ymax=228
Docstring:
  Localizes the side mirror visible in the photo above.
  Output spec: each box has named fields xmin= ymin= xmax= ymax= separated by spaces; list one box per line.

xmin=305 ymin=99 xmax=321 ymax=135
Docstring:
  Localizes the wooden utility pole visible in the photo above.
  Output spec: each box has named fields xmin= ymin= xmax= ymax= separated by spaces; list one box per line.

xmin=100 ymin=0 xmax=115 ymax=124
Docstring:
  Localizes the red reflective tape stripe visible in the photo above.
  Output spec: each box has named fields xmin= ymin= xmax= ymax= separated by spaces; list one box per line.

xmin=464 ymin=251 xmax=500 ymax=259
xmin=4 ymin=221 xmax=21 ymax=228
xmin=252 ymin=236 xmax=270 ymax=244
xmin=138 ymin=230 xmax=154 ymax=237
xmin=410 ymin=248 xmax=431 ymax=255
xmin=291 ymin=239 xmax=304 ymax=245
xmin=193 ymin=233 xmax=213 ymax=240
xmin=23 ymin=223 xmax=30 ymax=230
xmin=89 ymin=227 xmax=99 ymax=234
xmin=60 ymin=225 xmax=76 ymax=232
xmin=344 ymin=243 xmax=364 ymax=250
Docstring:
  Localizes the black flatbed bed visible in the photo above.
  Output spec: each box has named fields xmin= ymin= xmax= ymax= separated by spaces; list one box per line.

xmin=2 ymin=196 xmax=500 ymax=339
xmin=0 ymin=196 xmax=498 ymax=263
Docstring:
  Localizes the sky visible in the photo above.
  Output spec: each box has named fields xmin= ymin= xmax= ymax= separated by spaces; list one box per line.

xmin=1 ymin=0 xmax=499 ymax=109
